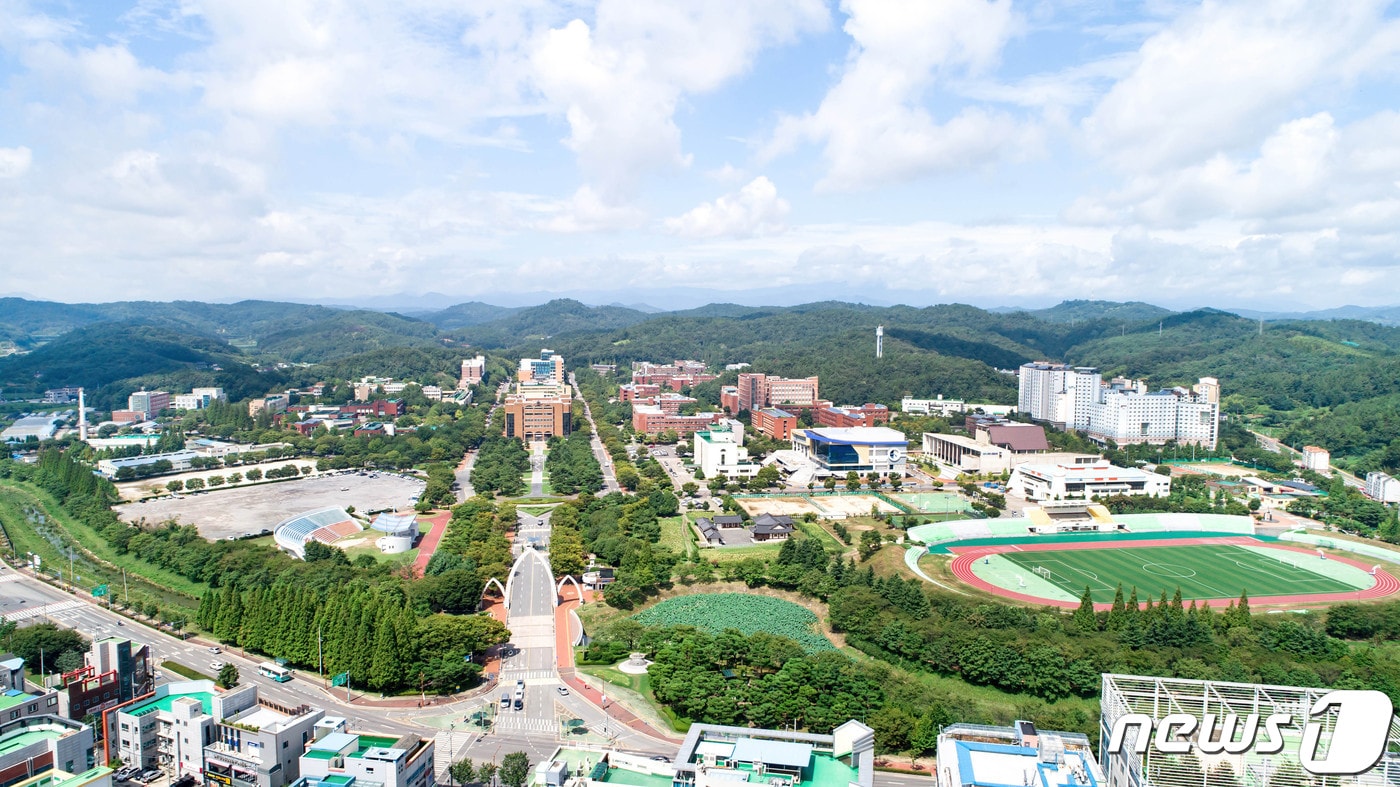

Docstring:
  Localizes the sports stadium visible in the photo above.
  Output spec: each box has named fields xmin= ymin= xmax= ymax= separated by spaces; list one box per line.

xmin=273 ymin=506 xmax=363 ymax=559
xmin=907 ymin=504 xmax=1400 ymax=609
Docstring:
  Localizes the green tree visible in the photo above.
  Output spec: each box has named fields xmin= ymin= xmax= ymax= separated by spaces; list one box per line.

xmin=1073 ymin=587 xmax=1099 ymax=632
xmin=845 ymin=471 xmax=861 ymax=491
xmin=217 ymin=663 xmax=240 ymax=689
xmin=449 ymin=758 xmax=475 ymax=787
xmin=165 ymin=479 xmax=184 ymax=493
xmin=477 ymin=763 xmax=498 ymax=787
xmin=185 ymin=477 xmax=205 ymax=490
xmin=858 ymin=529 xmax=883 ymax=561
xmin=499 ymin=753 xmax=531 ymax=787
xmin=54 ymin=649 xmax=85 ymax=674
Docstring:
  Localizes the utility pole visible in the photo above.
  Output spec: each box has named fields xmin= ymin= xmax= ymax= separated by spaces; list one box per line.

xmin=122 ymin=568 xmax=129 ymax=605
xmin=68 ymin=548 xmax=74 ymax=593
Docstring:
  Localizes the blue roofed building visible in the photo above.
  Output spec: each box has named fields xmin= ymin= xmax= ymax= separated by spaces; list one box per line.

xmin=790 ymin=427 xmax=908 ymax=477
xmin=936 ymin=721 xmax=1104 ymax=787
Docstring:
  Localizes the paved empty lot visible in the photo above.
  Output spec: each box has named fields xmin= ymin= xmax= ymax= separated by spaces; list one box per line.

xmin=115 ymin=473 xmax=427 ymax=540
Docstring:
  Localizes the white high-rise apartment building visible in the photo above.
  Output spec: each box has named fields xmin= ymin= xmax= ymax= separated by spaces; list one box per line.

xmin=1018 ymin=363 xmax=1219 ymax=449
xmin=1365 ymin=471 xmax=1400 ymax=503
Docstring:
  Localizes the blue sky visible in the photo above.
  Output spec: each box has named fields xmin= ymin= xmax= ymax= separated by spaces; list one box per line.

xmin=2 ymin=0 xmax=1399 ymax=310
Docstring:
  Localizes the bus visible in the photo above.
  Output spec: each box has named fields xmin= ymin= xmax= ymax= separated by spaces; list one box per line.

xmin=258 ymin=662 xmax=293 ymax=682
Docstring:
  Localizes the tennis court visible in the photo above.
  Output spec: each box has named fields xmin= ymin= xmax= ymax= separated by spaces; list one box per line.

xmin=893 ymin=492 xmax=975 ymax=513
xmin=999 ymin=543 xmax=1366 ymax=603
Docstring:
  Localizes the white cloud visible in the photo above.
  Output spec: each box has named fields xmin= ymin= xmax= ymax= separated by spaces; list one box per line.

xmin=764 ymin=0 xmax=1035 ymax=191
xmin=1083 ymin=1 xmax=1397 ymax=172
xmin=0 ymin=147 xmax=32 ymax=178
xmin=665 ymin=176 xmax=789 ymax=238
xmin=531 ymin=0 xmax=827 ymax=200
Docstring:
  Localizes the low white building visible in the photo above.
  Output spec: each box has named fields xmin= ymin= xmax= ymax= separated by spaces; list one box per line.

xmin=1008 ymin=459 xmax=1169 ymax=501
xmin=96 ymin=450 xmax=198 ymax=479
xmin=694 ymin=425 xmax=760 ymax=479
xmin=1302 ymin=445 xmax=1330 ymax=472
xmin=791 ymin=427 xmax=907 ymax=477
xmin=901 ymin=396 xmax=966 ymax=416
xmin=921 ymin=433 xmax=1010 ymax=474
xmin=1366 ymin=471 xmax=1400 ymax=503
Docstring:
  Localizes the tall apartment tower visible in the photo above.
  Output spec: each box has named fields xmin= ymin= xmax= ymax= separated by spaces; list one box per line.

xmin=876 ymin=325 xmax=883 ymax=358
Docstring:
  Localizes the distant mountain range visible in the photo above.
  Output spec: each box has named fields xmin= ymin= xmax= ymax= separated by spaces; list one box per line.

xmin=4 ymin=295 xmax=1400 ymax=468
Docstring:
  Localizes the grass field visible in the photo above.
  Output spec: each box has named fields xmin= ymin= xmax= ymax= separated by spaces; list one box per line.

xmin=1000 ymin=544 xmax=1364 ymax=603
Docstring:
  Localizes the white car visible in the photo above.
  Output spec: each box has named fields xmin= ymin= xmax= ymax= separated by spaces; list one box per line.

xmin=207 ymin=646 xmax=221 ymax=654
xmin=209 ymin=661 xmax=226 ymax=671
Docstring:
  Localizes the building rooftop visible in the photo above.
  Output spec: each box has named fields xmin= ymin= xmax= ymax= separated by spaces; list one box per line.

xmin=800 ymin=426 xmax=906 ymax=445
xmin=985 ymin=424 xmax=1050 ymax=452
xmin=0 ymin=729 xmax=65 ymax=756
xmin=126 ymin=689 xmax=214 ymax=718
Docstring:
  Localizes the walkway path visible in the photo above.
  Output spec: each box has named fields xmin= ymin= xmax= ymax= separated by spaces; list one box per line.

xmin=553 ymin=588 xmax=683 ymax=745
xmin=411 ymin=509 xmax=453 ymax=575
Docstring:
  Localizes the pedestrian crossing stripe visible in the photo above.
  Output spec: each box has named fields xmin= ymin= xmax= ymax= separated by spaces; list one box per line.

xmin=0 ymin=574 xmax=22 ymax=583
xmin=3 ymin=600 xmax=85 ymax=621
xmin=494 ymin=717 xmax=556 ymax=733
xmin=499 ymin=669 xmax=557 ymax=680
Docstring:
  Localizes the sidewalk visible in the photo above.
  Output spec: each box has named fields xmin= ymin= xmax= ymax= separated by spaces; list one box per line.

xmin=553 ymin=587 xmax=683 ymax=745
xmin=411 ymin=509 xmax=452 ymax=575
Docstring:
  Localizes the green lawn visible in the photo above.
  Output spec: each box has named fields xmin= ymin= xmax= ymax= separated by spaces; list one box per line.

xmin=658 ymin=516 xmax=690 ymax=553
xmin=1000 ymin=544 xmax=1363 ymax=603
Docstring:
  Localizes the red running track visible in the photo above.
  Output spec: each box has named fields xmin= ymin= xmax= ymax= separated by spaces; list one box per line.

xmin=411 ymin=510 xmax=452 ymax=576
xmin=947 ymin=536 xmax=1400 ymax=610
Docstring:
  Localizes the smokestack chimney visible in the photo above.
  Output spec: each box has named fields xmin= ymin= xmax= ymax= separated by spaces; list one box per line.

xmin=78 ymin=388 xmax=88 ymax=441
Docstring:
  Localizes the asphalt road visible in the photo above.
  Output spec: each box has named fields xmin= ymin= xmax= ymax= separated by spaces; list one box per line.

xmin=569 ymin=374 xmax=620 ymax=494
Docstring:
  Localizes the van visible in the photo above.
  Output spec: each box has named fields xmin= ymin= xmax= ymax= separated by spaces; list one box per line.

xmin=500 ymin=693 xmax=510 ymax=708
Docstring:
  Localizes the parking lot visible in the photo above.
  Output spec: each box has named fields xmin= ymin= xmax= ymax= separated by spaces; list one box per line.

xmin=115 ymin=472 xmax=426 ymax=540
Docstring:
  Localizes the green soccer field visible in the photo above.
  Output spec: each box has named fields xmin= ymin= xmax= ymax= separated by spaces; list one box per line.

xmin=1000 ymin=544 xmax=1366 ymax=603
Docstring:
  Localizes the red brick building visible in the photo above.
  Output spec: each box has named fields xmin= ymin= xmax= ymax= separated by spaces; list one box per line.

xmin=727 ymin=373 xmax=822 ymax=414
xmin=632 ymin=405 xmax=726 ymax=436
xmin=814 ymin=403 xmax=890 ymax=428
xmin=751 ymin=408 xmax=798 ymax=440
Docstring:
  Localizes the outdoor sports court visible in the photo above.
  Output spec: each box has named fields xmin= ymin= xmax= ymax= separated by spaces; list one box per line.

xmin=893 ymin=492 xmax=974 ymax=514
xmin=947 ymin=536 xmax=1399 ymax=609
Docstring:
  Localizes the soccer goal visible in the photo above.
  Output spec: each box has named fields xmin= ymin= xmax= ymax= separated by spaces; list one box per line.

xmin=1032 ymin=566 xmax=1054 ymax=581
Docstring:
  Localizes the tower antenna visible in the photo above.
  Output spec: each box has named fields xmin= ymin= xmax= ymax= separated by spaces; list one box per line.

xmin=876 ymin=325 xmax=884 ymax=359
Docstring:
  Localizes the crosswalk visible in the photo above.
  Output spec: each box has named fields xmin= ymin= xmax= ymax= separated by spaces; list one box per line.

xmin=0 ymin=573 xmax=23 ymax=583
xmin=3 ymin=599 xmax=86 ymax=621
xmin=499 ymin=669 xmax=557 ymax=681
xmin=495 ymin=716 xmax=557 ymax=734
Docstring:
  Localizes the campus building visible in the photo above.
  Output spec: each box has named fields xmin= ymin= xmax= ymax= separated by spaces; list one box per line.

xmin=632 ymin=406 xmax=726 ymax=437
xmin=813 ymin=404 xmax=889 ymax=429
xmin=936 ymin=720 xmax=1103 ymax=787
xmin=517 ymin=350 xmax=565 ymax=384
xmin=631 ymin=361 xmax=715 ymax=391
xmin=459 ymin=356 xmax=485 ymax=387
xmin=248 ymin=396 xmax=289 ymax=418
xmin=723 ymin=374 xmax=822 ymax=414
xmin=1366 ymin=471 xmax=1400 ymax=503
xmin=1017 ymin=364 xmax=1219 ymax=449
xmin=202 ymin=688 xmax=326 ymax=787
xmin=790 ymin=427 xmax=907 ymax=477
xmin=921 ymin=433 xmax=1011 ymax=474
xmin=127 ymin=391 xmax=171 ymax=420
xmin=95 ymin=450 xmax=199 ymax=479
xmin=902 ymin=396 xmax=1018 ymax=417
xmin=1098 ymin=673 xmax=1400 ymax=787
xmin=693 ymin=424 xmax=760 ymax=480
xmin=0 ymin=715 xmax=103 ymax=787
xmin=1007 ymin=459 xmax=1170 ymax=501
xmin=58 ymin=638 xmax=153 ymax=722
xmin=750 ymin=408 xmax=798 ymax=441
xmin=502 ymin=383 xmax=572 ymax=441
xmin=290 ymin=718 xmax=434 ymax=787
xmin=171 ymin=388 xmax=226 ymax=411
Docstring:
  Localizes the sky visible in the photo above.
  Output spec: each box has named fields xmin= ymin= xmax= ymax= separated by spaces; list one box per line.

xmin=2 ymin=0 xmax=1400 ymax=311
